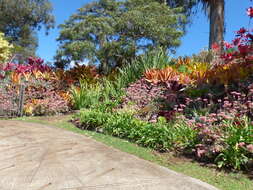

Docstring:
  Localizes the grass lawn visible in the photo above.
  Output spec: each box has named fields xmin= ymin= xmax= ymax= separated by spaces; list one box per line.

xmin=14 ymin=115 xmax=253 ymax=190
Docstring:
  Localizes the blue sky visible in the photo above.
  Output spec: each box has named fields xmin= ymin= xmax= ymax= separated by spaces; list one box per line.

xmin=37 ymin=0 xmax=252 ymax=62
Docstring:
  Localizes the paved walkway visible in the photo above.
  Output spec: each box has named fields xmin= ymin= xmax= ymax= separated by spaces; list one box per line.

xmin=0 ymin=120 xmax=218 ymax=190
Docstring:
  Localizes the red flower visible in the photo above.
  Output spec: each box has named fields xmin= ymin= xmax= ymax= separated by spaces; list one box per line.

xmin=237 ymin=27 xmax=247 ymax=35
xmin=238 ymin=44 xmax=250 ymax=56
xmin=247 ymin=7 xmax=253 ymax=18
xmin=232 ymin=38 xmax=241 ymax=46
xmin=3 ymin=62 xmax=16 ymax=71
xmin=211 ymin=42 xmax=219 ymax=50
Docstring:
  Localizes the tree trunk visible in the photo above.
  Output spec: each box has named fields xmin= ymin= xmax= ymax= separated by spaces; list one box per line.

xmin=209 ymin=0 xmax=224 ymax=49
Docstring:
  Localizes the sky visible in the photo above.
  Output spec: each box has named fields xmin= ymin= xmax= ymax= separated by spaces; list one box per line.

xmin=37 ymin=0 xmax=253 ymax=63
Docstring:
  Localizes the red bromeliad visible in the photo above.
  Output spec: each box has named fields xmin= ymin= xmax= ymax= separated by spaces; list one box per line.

xmin=3 ymin=57 xmax=51 ymax=75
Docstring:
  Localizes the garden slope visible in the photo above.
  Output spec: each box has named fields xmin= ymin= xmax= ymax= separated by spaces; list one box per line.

xmin=0 ymin=120 xmax=218 ymax=190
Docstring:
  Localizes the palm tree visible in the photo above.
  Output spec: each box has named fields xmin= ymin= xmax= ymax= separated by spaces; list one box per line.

xmin=165 ymin=0 xmax=225 ymax=49
xmin=201 ymin=0 xmax=225 ymax=49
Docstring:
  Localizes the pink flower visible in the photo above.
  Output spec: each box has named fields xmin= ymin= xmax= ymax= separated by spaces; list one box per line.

xmin=247 ymin=7 xmax=253 ymax=18
xmin=238 ymin=142 xmax=245 ymax=148
xmin=197 ymin=148 xmax=206 ymax=158
xmin=196 ymin=123 xmax=204 ymax=128
xmin=199 ymin=116 xmax=207 ymax=122
xmin=246 ymin=144 xmax=253 ymax=153
xmin=177 ymin=108 xmax=183 ymax=112
xmin=209 ymin=113 xmax=217 ymax=117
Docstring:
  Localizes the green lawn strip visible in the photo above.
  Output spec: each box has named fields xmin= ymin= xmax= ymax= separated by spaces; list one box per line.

xmin=14 ymin=116 xmax=253 ymax=190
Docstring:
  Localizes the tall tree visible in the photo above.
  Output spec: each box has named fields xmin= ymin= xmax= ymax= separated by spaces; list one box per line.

xmin=163 ymin=0 xmax=225 ymax=49
xmin=0 ymin=0 xmax=55 ymax=59
xmin=201 ymin=0 xmax=225 ymax=49
xmin=56 ymin=0 xmax=186 ymax=71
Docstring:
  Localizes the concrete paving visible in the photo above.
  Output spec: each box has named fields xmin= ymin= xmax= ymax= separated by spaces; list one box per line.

xmin=0 ymin=120 xmax=219 ymax=190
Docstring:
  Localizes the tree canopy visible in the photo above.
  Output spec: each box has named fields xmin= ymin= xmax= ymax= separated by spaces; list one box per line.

xmin=56 ymin=0 xmax=186 ymax=71
xmin=0 ymin=0 xmax=55 ymax=59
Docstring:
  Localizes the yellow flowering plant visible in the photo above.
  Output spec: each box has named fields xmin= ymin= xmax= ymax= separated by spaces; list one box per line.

xmin=0 ymin=32 xmax=13 ymax=64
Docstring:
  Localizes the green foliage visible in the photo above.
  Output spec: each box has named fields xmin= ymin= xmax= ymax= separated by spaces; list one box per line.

xmin=70 ymin=80 xmax=102 ymax=110
xmin=215 ymin=118 xmax=253 ymax=170
xmin=116 ymin=49 xmax=172 ymax=88
xmin=71 ymin=78 xmax=123 ymax=110
xmin=71 ymin=50 xmax=172 ymax=110
xmin=56 ymin=0 xmax=185 ymax=70
xmin=75 ymin=109 xmax=198 ymax=152
xmin=77 ymin=109 xmax=111 ymax=130
xmin=0 ymin=0 xmax=55 ymax=58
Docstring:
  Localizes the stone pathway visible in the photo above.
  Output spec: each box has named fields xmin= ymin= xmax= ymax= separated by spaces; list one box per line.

xmin=0 ymin=120 xmax=219 ymax=190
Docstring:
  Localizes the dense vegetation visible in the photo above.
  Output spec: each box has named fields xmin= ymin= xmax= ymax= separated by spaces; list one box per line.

xmin=0 ymin=0 xmax=252 ymax=174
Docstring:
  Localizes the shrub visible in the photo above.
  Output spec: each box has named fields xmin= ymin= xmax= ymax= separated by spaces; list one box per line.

xmin=74 ymin=109 xmax=198 ymax=152
xmin=0 ymin=32 xmax=13 ymax=64
xmin=23 ymin=79 xmax=70 ymax=116
xmin=123 ymin=78 xmax=165 ymax=108
xmin=215 ymin=118 xmax=253 ymax=170
xmin=70 ymin=78 xmax=123 ymax=110
xmin=70 ymin=50 xmax=174 ymax=111
xmin=74 ymin=108 xmax=252 ymax=170
xmin=71 ymin=80 xmax=101 ymax=110
xmin=144 ymin=66 xmax=192 ymax=85
xmin=4 ymin=57 xmax=51 ymax=74
xmin=56 ymin=64 xmax=99 ymax=85
xmin=116 ymin=49 xmax=172 ymax=89
xmin=0 ymin=82 xmax=19 ymax=116
xmin=0 ymin=59 xmax=71 ymax=116
xmin=24 ymin=93 xmax=69 ymax=116
xmin=122 ymin=76 xmax=187 ymax=122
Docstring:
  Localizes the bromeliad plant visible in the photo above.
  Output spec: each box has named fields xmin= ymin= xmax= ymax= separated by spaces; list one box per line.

xmin=3 ymin=57 xmax=53 ymax=84
xmin=56 ymin=64 xmax=99 ymax=85
xmin=0 ymin=56 xmax=74 ymax=116
xmin=144 ymin=66 xmax=193 ymax=85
